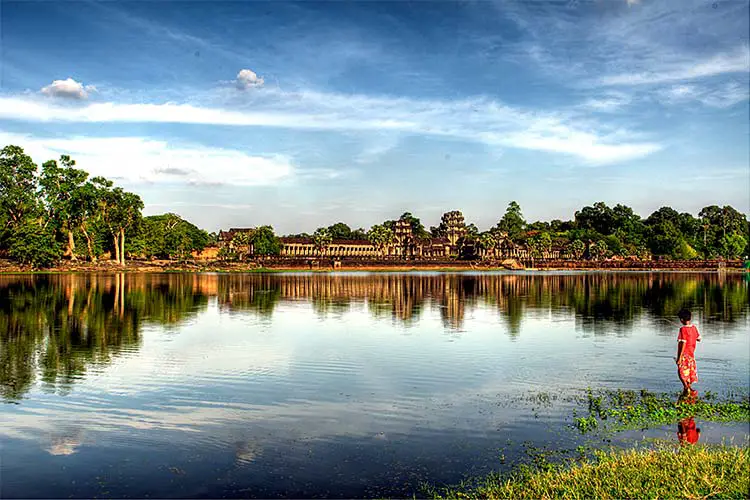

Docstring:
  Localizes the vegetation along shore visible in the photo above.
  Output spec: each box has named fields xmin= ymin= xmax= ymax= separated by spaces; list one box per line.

xmin=1 ymin=144 xmax=748 ymax=270
xmin=430 ymin=445 xmax=750 ymax=499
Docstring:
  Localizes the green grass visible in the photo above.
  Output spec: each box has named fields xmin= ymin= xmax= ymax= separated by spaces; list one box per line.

xmin=572 ymin=389 xmax=750 ymax=433
xmin=430 ymin=445 xmax=750 ymax=499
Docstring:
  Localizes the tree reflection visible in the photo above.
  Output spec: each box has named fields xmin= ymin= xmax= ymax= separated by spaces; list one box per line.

xmin=1 ymin=272 xmax=747 ymax=401
xmin=0 ymin=273 xmax=209 ymax=401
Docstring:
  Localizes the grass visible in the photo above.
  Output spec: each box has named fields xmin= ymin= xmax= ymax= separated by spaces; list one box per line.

xmin=573 ymin=389 xmax=750 ymax=433
xmin=430 ymin=444 xmax=750 ymax=499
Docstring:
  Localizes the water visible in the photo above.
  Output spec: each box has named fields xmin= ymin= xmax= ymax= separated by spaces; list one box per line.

xmin=1 ymin=272 xmax=748 ymax=498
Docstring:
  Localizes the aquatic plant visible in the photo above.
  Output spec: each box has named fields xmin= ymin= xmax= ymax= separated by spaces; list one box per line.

xmin=573 ymin=388 xmax=750 ymax=433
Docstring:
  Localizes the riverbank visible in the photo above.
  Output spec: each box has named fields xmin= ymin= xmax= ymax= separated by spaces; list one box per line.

xmin=0 ymin=258 xmax=746 ymax=274
xmin=430 ymin=445 xmax=749 ymax=499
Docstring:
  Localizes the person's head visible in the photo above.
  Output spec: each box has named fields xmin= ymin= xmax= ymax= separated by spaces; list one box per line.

xmin=678 ymin=308 xmax=692 ymax=325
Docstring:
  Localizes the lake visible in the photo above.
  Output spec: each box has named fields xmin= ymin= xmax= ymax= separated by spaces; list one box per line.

xmin=1 ymin=272 xmax=748 ymax=498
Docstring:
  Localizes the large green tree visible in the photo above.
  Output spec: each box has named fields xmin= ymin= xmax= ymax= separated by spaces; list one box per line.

xmin=367 ymin=224 xmax=395 ymax=256
xmin=495 ymin=201 xmax=526 ymax=241
xmin=97 ymin=182 xmax=144 ymax=265
xmin=251 ymin=226 xmax=281 ymax=256
xmin=133 ymin=213 xmax=210 ymax=260
xmin=575 ymin=202 xmax=615 ymax=235
xmin=38 ymin=156 xmax=90 ymax=260
xmin=0 ymin=145 xmax=40 ymax=236
xmin=326 ymin=222 xmax=353 ymax=240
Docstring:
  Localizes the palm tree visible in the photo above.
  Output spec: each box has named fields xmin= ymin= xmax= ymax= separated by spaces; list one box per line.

xmin=312 ymin=228 xmax=333 ymax=256
xmin=367 ymin=224 xmax=395 ymax=257
xmin=477 ymin=232 xmax=497 ymax=260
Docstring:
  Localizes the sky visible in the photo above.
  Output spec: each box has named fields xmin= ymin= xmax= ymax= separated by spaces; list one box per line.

xmin=0 ymin=0 xmax=748 ymax=234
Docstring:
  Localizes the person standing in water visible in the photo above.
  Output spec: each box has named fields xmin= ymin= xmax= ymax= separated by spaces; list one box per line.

xmin=676 ymin=309 xmax=701 ymax=396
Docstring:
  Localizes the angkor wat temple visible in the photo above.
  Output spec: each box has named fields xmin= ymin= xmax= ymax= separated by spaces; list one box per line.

xmin=217 ymin=211 xmax=564 ymax=261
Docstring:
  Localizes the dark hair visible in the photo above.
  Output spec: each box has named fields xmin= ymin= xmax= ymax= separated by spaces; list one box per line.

xmin=678 ymin=309 xmax=692 ymax=322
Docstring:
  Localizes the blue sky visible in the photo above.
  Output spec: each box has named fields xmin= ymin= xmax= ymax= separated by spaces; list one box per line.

xmin=1 ymin=0 xmax=748 ymax=233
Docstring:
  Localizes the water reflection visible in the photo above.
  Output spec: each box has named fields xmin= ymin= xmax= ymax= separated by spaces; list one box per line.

xmin=677 ymin=391 xmax=701 ymax=446
xmin=1 ymin=272 xmax=747 ymax=402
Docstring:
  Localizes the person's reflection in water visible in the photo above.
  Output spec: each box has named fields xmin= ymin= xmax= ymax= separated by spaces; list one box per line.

xmin=677 ymin=391 xmax=701 ymax=445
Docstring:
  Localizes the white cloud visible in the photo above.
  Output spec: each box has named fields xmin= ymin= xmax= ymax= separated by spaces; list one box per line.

xmin=0 ymin=132 xmax=293 ymax=186
xmin=0 ymin=90 xmax=661 ymax=164
xmin=40 ymin=78 xmax=96 ymax=99
xmin=236 ymin=69 xmax=264 ymax=89
xmin=658 ymin=81 xmax=749 ymax=108
xmin=579 ymin=92 xmax=632 ymax=113
xmin=599 ymin=47 xmax=750 ymax=86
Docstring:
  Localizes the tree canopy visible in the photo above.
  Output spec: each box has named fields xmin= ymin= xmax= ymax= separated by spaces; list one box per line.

xmin=1 ymin=144 xmax=748 ymax=266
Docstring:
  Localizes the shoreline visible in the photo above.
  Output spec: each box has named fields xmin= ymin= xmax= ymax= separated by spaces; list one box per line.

xmin=0 ymin=259 xmax=746 ymax=274
xmin=430 ymin=444 xmax=749 ymax=499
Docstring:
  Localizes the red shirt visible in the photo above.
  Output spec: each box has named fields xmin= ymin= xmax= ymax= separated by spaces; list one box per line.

xmin=678 ymin=325 xmax=701 ymax=358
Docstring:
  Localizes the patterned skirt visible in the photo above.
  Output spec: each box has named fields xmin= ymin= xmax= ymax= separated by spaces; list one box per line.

xmin=678 ymin=355 xmax=698 ymax=385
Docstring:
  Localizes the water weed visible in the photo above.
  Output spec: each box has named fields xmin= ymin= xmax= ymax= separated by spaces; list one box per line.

xmin=573 ymin=388 xmax=749 ymax=433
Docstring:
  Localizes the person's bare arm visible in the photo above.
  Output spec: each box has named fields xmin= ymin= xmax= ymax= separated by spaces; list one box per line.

xmin=676 ymin=341 xmax=684 ymax=363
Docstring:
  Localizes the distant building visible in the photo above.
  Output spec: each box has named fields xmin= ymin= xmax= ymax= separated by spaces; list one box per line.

xmin=279 ymin=237 xmax=379 ymax=258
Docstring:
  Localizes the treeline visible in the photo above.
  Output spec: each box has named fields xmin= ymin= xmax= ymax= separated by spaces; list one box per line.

xmin=2 ymin=144 xmax=748 ymax=267
xmin=0 ymin=145 xmax=212 ymax=267
xmin=289 ymin=201 xmax=748 ymax=260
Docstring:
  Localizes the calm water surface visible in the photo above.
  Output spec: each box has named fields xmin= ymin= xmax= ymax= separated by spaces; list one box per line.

xmin=1 ymin=272 xmax=748 ymax=498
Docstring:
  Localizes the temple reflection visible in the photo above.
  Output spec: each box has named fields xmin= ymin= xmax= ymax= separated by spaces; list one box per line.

xmin=1 ymin=272 xmax=747 ymax=401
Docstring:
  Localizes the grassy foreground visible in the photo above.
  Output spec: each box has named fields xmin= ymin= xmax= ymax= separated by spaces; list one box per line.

xmin=431 ymin=445 xmax=749 ymax=499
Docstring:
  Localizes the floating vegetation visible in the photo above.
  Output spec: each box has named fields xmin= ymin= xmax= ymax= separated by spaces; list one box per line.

xmin=572 ymin=388 xmax=750 ymax=433
xmin=430 ymin=444 xmax=750 ymax=499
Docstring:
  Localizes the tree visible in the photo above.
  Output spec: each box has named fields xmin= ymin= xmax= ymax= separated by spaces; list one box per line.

xmin=398 ymin=212 xmax=429 ymax=239
xmin=327 ymin=222 xmax=353 ymax=240
xmin=367 ymin=224 xmax=395 ymax=256
xmin=647 ymin=221 xmax=682 ymax=258
xmin=698 ymin=205 xmax=747 ymax=257
xmin=476 ymin=232 xmax=497 ymax=259
xmin=8 ymin=220 xmax=61 ymax=268
xmin=76 ymin=180 xmax=107 ymax=261
xmin=134 ymin=213 xmax=210 ymax=260
xmin=97 ymin=182 xmax=144 ymax=265
xmin=590 ymin=240 xmax=608 ymax=260
xmin=38 ymin=156 xmax=90 ymax=260
xmin=251 ymin=226 xmax=281 ymax=256
xmin=575 ymin=201 xmax=616 ymax=235
xmin=720 ymin=233 xmax=747 ymax=259
xmin=568 ymin=239 xmax=586 ymax=259
xmin=231 ymin=230 xmax=253 ymax=260
xmin=312 ymin=228 xmax=332 ymax=255
xmin=0 ymin=145 xmax=39 ymax=235
xmin=495 ymin=201 xmax=526 ymax=240
xmin=528 ymin=232 xmax=552 ymax=258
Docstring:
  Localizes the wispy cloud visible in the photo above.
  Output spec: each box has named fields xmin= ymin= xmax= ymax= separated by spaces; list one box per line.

xmin=579 ymin=92 xmax=633 ymax=113
xmin=599 ymin=47 xmax=750 ymax=86
xmin=657 ymin=81 xmax=749 ymax=108
xmin=0 ymin=132 xmax=294 ymax=186
xmin=0 ymin=88 xmax=661 ymax=164
xmin=495 ymin=0 xmax=749 ymax=108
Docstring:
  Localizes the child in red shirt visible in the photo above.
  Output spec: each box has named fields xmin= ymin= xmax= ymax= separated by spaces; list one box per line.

xmin=676 ymin=309 xmax=701 ymax=396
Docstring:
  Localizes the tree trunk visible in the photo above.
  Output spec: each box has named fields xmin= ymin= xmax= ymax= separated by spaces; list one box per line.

xmin=82 ymin=226 xmax=97 ymax=262
xmin=65 ymin=230 xmax=77 ymax=261
xmin=113 ymin=234 xmax=121 ymax=264
xmin=120 ymin=228 xmax=126 ymax=266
